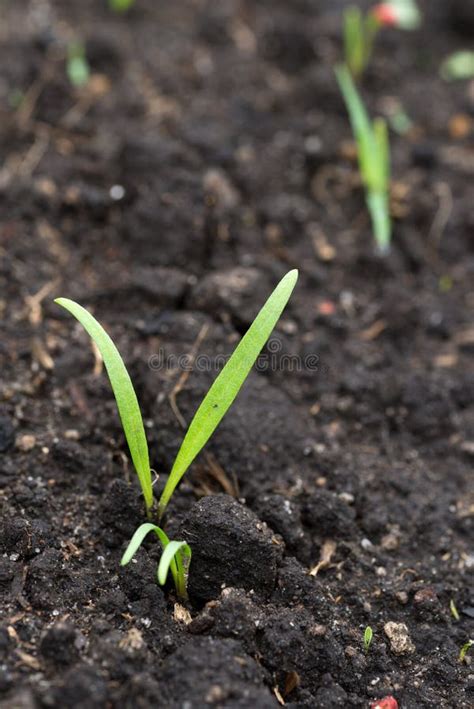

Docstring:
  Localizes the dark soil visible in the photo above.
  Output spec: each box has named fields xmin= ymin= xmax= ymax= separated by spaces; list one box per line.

xmin=1 ymin=1 xmax=473 ymax=707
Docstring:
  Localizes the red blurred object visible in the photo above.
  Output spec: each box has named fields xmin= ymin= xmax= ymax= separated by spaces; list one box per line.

xmin=370 ymin=697 xmax=398 ymax=709
xmin=371 ymin=3 xmax=398 ymax=27
xmin=317 ymin=300 xmax=336 ymax=316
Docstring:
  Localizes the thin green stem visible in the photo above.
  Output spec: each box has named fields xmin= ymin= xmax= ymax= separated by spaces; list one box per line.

xmin=367 ymin=191 xmax=391 ymax=254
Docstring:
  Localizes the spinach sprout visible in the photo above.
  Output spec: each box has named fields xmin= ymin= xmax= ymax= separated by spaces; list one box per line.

xmin=335 ymin=64 xmax=391 ymax=254
xmin=364 ymin=625 xmax=374 ymax=652
xmin=55 ymin=269 xmax=298 ymax=598
xmin=120 ymin=523 xmax=191 ymax=600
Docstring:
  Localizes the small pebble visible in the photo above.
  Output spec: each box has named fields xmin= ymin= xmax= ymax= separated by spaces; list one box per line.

xmin=64 ymin=429 xmax=80 ymax=441
xmin=381 ymin=533 xmax=399 ymax=551
xmin=203 ymin=169 xmax=239 ymax=209
xmin=309 ymin=624 xmax=327 ymax=636
xmin=304 ymin=135 xmax=323 ymax=155
xmin=16 ymin=434 xmax=36 ymax=452
xmin=465 ymin=555 xmax=474 ymax=569
xmin=460 ymin=441 xmax=474 ymax=457
xmin=395 ymin=591 xmax=409 ymax=605
xmin=448 ymin=113 xmax=471 ymax=139
xmin=110 ymin=184 xmax=125 ymax=201
xmin=413 ymin=587 xmax=438 ymax=607
xmin=339 ymin=492 xmax=355 ymax=505
xmin=384 ymin=621 xmax=415 ymax=655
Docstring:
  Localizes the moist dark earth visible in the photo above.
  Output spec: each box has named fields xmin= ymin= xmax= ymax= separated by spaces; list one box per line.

xmin=0 ymin=0 xmax=473 ymax=707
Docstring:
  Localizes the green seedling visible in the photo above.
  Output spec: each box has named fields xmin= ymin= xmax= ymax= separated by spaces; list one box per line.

xmin=364 ymin=626 xmax=374 ymax=652
xmin=67 ymin=42 xmax=90 ymax=88
xmin=386 ymin=101 xmax=412 ymax=136
xmin=459 ymin=639 xmax=473 ymax=664
xmin=450 ymin=599 xmax=460 ymax=621
xmin=108 ymin=0 xmax=136 ymax=12
xmin=343 ymin=6 xmax=380 ymax=79
xmin=440 ymin=51 xmax=474 ymax=82
xmin=343 ymin=1 xmax=421 ymax=79
xmin=335 ymin=63 xmax=391 ymax=254
xmin=55 ymin=269 xmax=298 ymax=598
xmin=121 ymin=524 xmax=191 ymax=599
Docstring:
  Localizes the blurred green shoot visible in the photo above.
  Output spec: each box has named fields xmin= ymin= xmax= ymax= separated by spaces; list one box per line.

xmin=386 ymin=101 xmax=413 ymax=136
xmin=335 ymin=64 xmax=391 ymax=254
xmin=108 ymin=0 xmax=136 ymax=12
xmin=67 ymin=42 xmax=90 ymax=88
xmin=343 ymin=6 xmax=380 ymax=79
xmin=343 ymin=1 xmax=421 ymax=79
xmin=439 ymin=275 xmax=453 ymax=293
xmin=441 ymin=51 xmax=474 ymax=82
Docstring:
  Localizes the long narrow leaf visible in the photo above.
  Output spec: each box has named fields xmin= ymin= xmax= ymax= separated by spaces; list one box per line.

xmin=373 ymin=117 xmax=389 ymax=190
xmin=335 ymin=64 xmax=391 ymax=253
xmin=344 ymin=7 xmax=363 ymax=77
xmin=121 ymin=522 xmax=182 ymax=592
xmin=120 ymin=523 xmax=170 ymax=566
xmin=158 ymin=269 xmax=298 ymax=517
xmin=335 ymin=64 xmax=381 ymax=188
xmin=335 ymin=64 xmax=373 ymax=152
xmin=54 ymin=298 xmax=153 ymax=512
xmin=158 ymin=540 xmax=191 ymax=586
